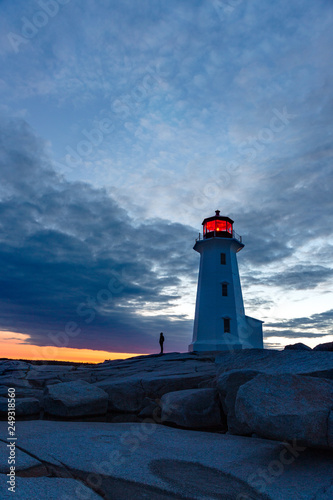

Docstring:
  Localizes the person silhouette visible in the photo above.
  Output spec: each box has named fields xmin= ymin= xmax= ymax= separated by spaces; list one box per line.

xmin=159 ymin=332 xmax=165 ymax=354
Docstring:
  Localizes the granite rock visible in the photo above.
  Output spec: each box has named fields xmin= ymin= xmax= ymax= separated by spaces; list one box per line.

xmin=160 ymin=388 xmax=223 ymax=429
xmin=44 ymin=380 xmax=108 ymax=417
xmin=217 ymin=369 xmax=260 ymax=435
xmin=215 ymin=349 xmax=333 ymax=379
xmin=235 ymin=374 xmax=333 ymax=448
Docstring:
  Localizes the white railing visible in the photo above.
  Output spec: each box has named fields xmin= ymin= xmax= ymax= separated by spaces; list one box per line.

xmin=195 ymin=230 xmax=242 ymax=243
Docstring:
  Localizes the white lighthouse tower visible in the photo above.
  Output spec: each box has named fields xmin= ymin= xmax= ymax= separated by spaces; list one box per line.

xmin=189 ymin=210 xmax=263 ymax=352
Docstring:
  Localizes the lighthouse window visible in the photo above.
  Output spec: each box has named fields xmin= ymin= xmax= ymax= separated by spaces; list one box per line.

xmin=223 ymin=318 xmax=231 ymax=333
xmin=220 ymin=253 xmax=226 ymax=265
xmin=222 ymin=283 xmax=228 ymax=296
xmin=216 ymin=220 xmax=227 ymax=232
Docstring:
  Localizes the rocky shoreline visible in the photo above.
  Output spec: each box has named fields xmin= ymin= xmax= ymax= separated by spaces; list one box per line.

xmin=0 ymin=346 xmax=333 ymax=498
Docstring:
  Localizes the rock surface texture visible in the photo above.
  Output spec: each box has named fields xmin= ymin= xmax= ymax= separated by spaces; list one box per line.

xmin=160 ymin=388 xmax=224 ymax=429
xmin=43 ymin=380 xmax=108 ymax=417
xmin=314 ymin=341 xmax=333 ymax=352
xmin=0 ymin=421 xmax=333 ymax=499
xmin=217 ymin=369 xmax=260 ymax=435
xmin=1 ymin=350 xmax=333 ymax=498
xmin=1 ymin=349 xmax=333 ymax=443
xmin=284 ymin=342 xmax=312 ymax=351
xmin=235 ymin=374 xmax=333 ymax=448
xmin=215 ymin=348 xmax=333 ymax=379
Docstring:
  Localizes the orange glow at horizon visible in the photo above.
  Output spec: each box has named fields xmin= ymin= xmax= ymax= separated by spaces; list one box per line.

xmin=0 ymin=331 xmax=144 ymax=363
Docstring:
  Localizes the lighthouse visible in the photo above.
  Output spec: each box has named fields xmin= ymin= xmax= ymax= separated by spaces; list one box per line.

xmin=189 ymin=210 xmax=263 ymax=352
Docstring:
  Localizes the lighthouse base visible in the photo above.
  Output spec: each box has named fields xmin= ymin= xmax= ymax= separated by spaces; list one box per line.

xmin=188 ymin=341 xmax=243 ymax=352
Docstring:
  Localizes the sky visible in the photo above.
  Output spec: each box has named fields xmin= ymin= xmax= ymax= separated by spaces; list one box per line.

xmin=0 ymin=0 xmax=332 ymax=362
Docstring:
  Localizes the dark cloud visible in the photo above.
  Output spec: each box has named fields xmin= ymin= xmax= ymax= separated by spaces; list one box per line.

xmin=265 ymin=309 xmax=333 ymax=338
xmin=243 ymin=265 xmax=333 ymax=290
xmin=0 ymin=118 xmax=198 ymax=353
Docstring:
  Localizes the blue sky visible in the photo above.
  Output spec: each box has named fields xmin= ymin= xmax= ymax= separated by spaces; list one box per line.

xmin=0 ymin=0 xmax=332 ymax=354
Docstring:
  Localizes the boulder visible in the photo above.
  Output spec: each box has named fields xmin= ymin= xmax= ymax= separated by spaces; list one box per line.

xmin=215 ymin=348 xmax=333 ymax=379
xmin=328 ymin=409 xmax=333 ymax=449
xmin=314 ymin=341 xmax=333 ymax=352
xmin=141 ymin=373 xmax=215 ymax=399
xmin=26 ymin=370 xmax=62 ymax=387
xmin=0 ymin=360 xmax=30 ymax=372
xmin=284 ymin=342 xmax=312 ymax=351
xmin=16 ymin=397 xmax=41 ymax=416
xmin=0 ymin=385 xmax=43 ymax=400
xmin=138 ymin=397 xmax=161 ymax=419
xmin=0 ymin=378 xmax=32 ymax=389
xmin=160 ymin=388 xmax=223 ymax=429
xmin=96 ymin=372 xmax=215 ymax=413
xmin=44 ymin=380 xmax=108 ymax=417
xmin=96 ymin=377 xmax=146 ymax=413
xmin=217 ymin=369 xmax=260 ymax=435
xmin=0 ymin=396 xmax=40 ymax=417
xmin=235 ymin=374 xmax=333 ymax=448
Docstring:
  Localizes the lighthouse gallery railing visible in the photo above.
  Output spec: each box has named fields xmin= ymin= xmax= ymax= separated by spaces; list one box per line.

xmin=195 ymin=230 xmax=242 ymax=243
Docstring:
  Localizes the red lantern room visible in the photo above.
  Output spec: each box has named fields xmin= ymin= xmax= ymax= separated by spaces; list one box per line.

xmin=202 ymin=210 xmax=234 ymax=239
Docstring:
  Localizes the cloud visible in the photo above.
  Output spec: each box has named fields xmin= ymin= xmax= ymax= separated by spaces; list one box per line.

xmin=1 ymin=0 xmax=333 ymax=352
xmin=0 ymin=117 xmax=198 ymax=353
xmin=243 ymin=265 xmax=333 ymax=290
xmin=265 ymin=309 xmax=333 ymax=338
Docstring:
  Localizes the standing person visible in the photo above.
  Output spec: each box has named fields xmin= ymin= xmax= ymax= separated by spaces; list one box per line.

xmin=159 ymin=332 xmax=165 ymax=354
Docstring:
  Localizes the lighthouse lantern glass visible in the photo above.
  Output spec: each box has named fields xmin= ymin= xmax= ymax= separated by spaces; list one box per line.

xmin=203 ymin=219 xmax=233 ymax=236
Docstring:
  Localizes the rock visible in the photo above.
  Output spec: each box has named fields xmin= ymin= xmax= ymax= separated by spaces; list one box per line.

xmin=284 ymin=342 xmax=312 ymax=351
xmin=1 ymin=420 xmax=333 ymax=499
xmin=16 ymin=397 xmax=41 ymax=416
xmin=198 ymin=377 xmax=217 ymax=388
xmin=314 ymin=341 xmax=333 ymax=352
xmin=217 ymin=369 xmax=260 ymax=435
xmin=215 ymin=348 xmax=333 ymax=379
xmin=44 ymin=380 xmax=108 ymax=417
xmin=96 ymin=377 xmax=146 ymax=413
xmin=110 ymin=414 xmax=142 ymax=423
xmin=0 ymin=378 xmax=32 ymax=389
xmin=26 ymin=371 xmax=62 ymax=387
xmin=0 ymin=397 xmax=40 ymax=416
xmin=0 ymin=379 xmax=42 ymax=403
xmin=0 ymin=396 xmax=38 ymax=416
xmin=235 ymin=374 xmax=333 ymax=448
xmin=96 ymin=372 xmax=215 ymax=413
xmin=160 ymin=388 xmax=223 ymax=429
xmin=0 ymin=360 xmax=30 ymax=372
xmin=0 ymin=385 xmax=43 ymax=400
xmin=138 ymin=397 xmax=161 ymax=419
xmin=0 ymin=477 xmax=102 ymax=500
xmin=0 ymin=372 xmax=27 ymax=382
xmin=141 ymin=373 xmax=215 ymax=399
xmin=58 ymin=371 xmax=97 ymax=383
xmin=328 ymin=409 xmax=333 ymax=449
xmin=30 ymin=364 xmax=74 ymax=371
xmin=0 ymin=440 xmax=43 ymax=474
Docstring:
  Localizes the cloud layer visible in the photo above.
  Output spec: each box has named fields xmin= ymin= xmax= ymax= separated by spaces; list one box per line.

xmin=0 ymin=1 xmax=332 ymax=351
xmin=0 ymin=118 xmax=199 ymax=352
